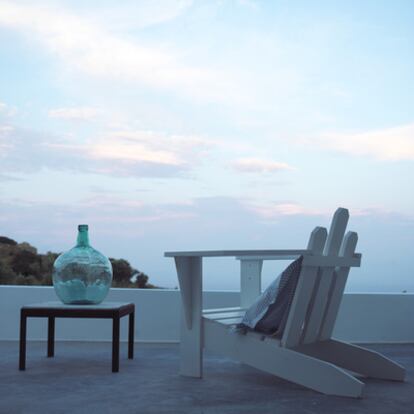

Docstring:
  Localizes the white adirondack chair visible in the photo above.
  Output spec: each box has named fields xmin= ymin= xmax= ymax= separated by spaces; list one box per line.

xmin=165 ymin=208 xmax=405 ymax=398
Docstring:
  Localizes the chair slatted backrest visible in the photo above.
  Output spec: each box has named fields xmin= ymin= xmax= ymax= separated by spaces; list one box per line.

xmin=281 ymin=208 xmax=358 ymax=348
xmin=281 ymin=226 xmax=327 ymax=348
xmin=301 ymin=208 xmax=348 ymax=344
xmin=318 ymin=231 xmax=358 ymax=340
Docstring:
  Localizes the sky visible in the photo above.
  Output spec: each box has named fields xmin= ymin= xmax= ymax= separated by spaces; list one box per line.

xmin=0 ymin=0 xmax=413 ymax=291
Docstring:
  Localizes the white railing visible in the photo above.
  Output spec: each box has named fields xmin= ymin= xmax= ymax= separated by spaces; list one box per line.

xmin=0 ymin=286 xmax=413 ymax=343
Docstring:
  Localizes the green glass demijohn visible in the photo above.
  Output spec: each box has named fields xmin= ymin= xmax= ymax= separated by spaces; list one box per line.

xmin=52 ymin=225 xmax=113 ymax=305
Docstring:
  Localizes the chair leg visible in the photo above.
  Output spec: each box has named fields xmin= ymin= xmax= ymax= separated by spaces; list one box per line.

xmin=244 ymin=339 xmax=364 ymax=397
xmin=296 ymin=339 xmax=406 ymax=381
xmin=175 ymin=256 xmax=203 ymax=378
xmin=203 ymin=319 xmax=364 ymax=398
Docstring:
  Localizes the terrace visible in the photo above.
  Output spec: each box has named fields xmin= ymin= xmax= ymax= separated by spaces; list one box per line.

xmin=1 ymin=286 xmax=413 ymax=413
xmin=1 ymin=0 xmax=412 ymax=411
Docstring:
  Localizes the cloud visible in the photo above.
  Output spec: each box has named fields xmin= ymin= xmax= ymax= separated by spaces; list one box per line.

xmin=311 ymin=124 xmax=414 ymax=161
xmin=0 ymin=124 xmax=86 ymax=174
xmin=90 ymin=130 xmax=212 ymax=164
xmin=1 ymin=195 xmax=412 ymax=290
xmin=237 ymin=0 xmax=259 ymax=10
xmin=49 ymin=129 xmax=212 ymax=172
xmin=231 ymin=158 xmax=294 ymax=173
xmin=0 ymin=196 xmax=199 ymax=241
xmin=80 ymin=0 xmax=193 ymax=30
xmin=246 ymin=202 xmax=406 ymax=222
xmin=0 ymin=124 xmax=211 ymax=177
xmin=0 ymin=1 xmax=238 ymax=104
xmin=0 ymin=101 xmax=17 ymax=117
xmin=48 ymin=107 xmax=99 ymax=121
xmin=248 ymin=202 xmax=326 ymax=218
xmin=0 ymin=125 xmax=14 ymax=154
xmin=0 ymin=196 xmax=309 ymax=246
xmin=0 ymin=173 xmax=22 ymax=182
xmin=88 ymin=142 xmax=181 ymax=165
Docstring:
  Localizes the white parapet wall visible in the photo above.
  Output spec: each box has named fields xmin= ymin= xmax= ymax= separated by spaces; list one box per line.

xmin=0 ymin=286 xmax=413 ymax=343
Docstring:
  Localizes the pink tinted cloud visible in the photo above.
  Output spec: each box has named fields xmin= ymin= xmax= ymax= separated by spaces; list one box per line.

xmin=231 ymin=158 xmax=294 ymax=173
xmin=0 ymin=126 xmax=211 ymax=178
xmin=311 ymin=124 xmax=414 ymax=161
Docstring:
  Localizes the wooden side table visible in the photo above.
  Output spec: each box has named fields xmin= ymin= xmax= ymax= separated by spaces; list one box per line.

xmin=19 ymin=301 xmax=135 ymax=372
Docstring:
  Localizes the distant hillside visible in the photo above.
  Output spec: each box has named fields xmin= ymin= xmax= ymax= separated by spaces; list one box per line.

xmin=0 ymin=236 xmax=157 ymax=288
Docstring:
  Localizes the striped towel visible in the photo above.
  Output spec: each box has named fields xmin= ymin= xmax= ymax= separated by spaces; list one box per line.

xmin=236 ymin=256 xmax=303 ymax=337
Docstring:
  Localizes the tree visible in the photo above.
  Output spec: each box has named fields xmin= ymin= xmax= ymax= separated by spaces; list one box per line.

xmin=0 ymin=237 xmax=157 ymax=288
xmin=109 ymin=258 xmax=133 ymax=284
xmin=11 ymin=250 xmax=40 ymax=277
xmin=0 ymin=236 xmax=17 ymax=246
xmin=136 ymin=273 xmax=149 ymax=288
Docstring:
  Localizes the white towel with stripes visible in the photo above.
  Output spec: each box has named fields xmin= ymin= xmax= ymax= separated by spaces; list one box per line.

xmin=239 ymin=256 xmax=303 ymax=336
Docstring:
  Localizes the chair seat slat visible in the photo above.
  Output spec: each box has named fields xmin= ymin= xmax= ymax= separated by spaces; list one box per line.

xmin=203 ymin=307 xmax=246 ymax=315
xmin=203 ymin=311 xmax=245 ymax=321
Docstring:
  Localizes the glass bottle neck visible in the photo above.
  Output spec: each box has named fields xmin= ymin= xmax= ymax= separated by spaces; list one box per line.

xmin=76 ymin=226 xmax=90 ymax=247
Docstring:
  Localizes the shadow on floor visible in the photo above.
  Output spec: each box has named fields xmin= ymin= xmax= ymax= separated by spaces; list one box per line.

xmin=1 ymin=342 xmax=413 ymax=414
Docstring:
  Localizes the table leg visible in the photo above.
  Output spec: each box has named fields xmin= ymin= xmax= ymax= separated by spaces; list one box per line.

xmin=128 ymin=312 xmax=134 ymax=359
xmin=47 ymin=316 xmax=55 ymax=357
xmin=112 ymin=316 xmax=120 ymax=372
xmin=19 ymin=312 xmax=27 ymax=370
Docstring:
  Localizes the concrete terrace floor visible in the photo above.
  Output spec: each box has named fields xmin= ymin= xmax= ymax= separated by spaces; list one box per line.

xmin=0 ymin=342 xmax=413 ymax=414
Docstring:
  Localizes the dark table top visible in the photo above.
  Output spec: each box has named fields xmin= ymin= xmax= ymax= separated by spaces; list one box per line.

xmin=22 ymin=301 xmax=133 ymax=310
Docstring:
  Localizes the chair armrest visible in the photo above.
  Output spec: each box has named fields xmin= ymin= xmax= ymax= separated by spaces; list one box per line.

xmin=233 ymin=253 xmax=361 ymax=267
xmin=164 ymin=249 xmax=310 ymax=258
xmin=236 ymin=255 xmax=304 ymax=261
